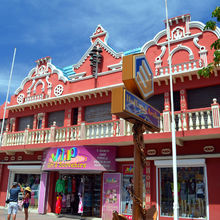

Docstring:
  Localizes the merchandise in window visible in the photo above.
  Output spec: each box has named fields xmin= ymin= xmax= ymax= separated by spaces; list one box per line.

xmin=14 ymin=174 xmax=40 ymax=209
xmin=160 ymin=167 xmax=206 ymax=218
xmin=121 ymin=175 xmax=146 ymax=215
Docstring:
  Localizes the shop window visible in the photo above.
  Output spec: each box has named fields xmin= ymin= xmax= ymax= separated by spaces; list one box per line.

xmin=121 ymin=170 xmax=146 ymax=216
xmin=160 ymin=167 xmax=206 ymax=218
xmin=146 ymin=94 xmax=164 ymax=113
xmin=14 ymin=174 xmax=40 ymax=209
xmin=47 ymin=110 xmax=64 ymax=127
xmin=18 ymin=115 xmax=34 ymax=131
xmin=84 ymin=103 xmax=112 ymax=123
xmin=72 ymin=108 xmax=78 ymax=125
xmin=187 ymin=85 xmax=220 ymax=109
xmin=55 ymin=174 xmax=101 ymax=217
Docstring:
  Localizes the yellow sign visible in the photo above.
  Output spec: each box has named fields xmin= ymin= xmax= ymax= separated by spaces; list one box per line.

xmin=122 ymin=53 xmax=154 ymax=100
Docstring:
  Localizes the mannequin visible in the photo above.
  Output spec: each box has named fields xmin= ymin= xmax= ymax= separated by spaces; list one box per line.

xmin=78 ymin=177 xmax=84 ymax=214
xmin=196 ymin=180 xmax=205 ymax=217
xmin=180 ymin=180 xmax=187 ymax=216
xmin=188 ymin=179 xmax=196 ymax=216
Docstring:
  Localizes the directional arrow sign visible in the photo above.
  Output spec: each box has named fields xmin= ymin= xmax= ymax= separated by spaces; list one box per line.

xmin=122 ymin=53 xmax=154 ymax=100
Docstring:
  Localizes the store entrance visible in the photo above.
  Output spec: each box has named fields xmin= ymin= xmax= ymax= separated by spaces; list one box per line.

xmin=55 ymin=174 xmax=101 ymax=217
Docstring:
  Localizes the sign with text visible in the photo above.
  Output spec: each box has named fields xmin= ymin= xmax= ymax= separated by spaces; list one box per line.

xmin=42 ymin=145 xmax=116 ymax=171
xmin=102 ymin=173 xmax=121 ymax=220
xmin=122 ymin=53 xmax=154 ymax=100
xmin=111 ymin=87 xmax=160 ymax=132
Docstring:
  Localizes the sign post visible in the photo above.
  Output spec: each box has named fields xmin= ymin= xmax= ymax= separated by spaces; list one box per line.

xmin=112 ymin=53 xmax=159 ymax=220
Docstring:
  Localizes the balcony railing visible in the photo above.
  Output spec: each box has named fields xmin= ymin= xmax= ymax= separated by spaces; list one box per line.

xmin=1 ymin=100 xmax=219 ymax=147
xmin=155 ymin=59 xmax=203 ymax=77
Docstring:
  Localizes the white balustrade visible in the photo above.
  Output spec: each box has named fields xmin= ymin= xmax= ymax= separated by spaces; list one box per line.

xmin=156 ymin=59 xmax=203 ymax=77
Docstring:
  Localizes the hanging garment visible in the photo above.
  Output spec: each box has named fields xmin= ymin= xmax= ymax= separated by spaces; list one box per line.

xmin=78 ymin=181 xmax=84 ymax=196
xmin=55 ymin=195 xmax=62 ymax=215
xmin=78 ymin=196 xmax=83 ymax=214
xmin=55 ymin=179 xmax=65 ymax=194
xmin=66 ymin=194 xmax=71 ymax=208
xmin=67 ymin=177 xmax=72 ymax=193
xmin=62 ymin=194 xmax=66 ymax=208
xmin=72 ymin=178 xmax=76 ymax=193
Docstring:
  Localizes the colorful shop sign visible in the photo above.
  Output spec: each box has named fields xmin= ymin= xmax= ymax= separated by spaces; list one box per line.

xmin=102 ymin=173 xmax=121 ymax=220
xmin=122 ymin=53 xmax=154 ymax=100
xmin=42 ymin=145 xmax=116 ymax=171
xmin=111 ymin=87 xmax=160 ymax=132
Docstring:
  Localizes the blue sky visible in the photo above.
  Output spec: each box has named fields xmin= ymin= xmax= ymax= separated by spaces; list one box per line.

xmin=0 ymin=0 xmax=217 ymax=105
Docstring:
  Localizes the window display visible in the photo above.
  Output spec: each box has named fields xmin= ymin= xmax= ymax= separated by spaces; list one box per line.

xmin=14 ymin=174 xmax=40 ymax=209
xmin=160 ymin=167 xmax=206 ymax=218
xmin=121 ymin=174 xmax=146 ymax=216
xmin=55 ymin=174 xmax=101 ymax=217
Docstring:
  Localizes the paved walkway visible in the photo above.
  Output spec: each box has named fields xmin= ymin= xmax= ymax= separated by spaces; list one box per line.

xmin=0 ymin=207 xmax=100 ymax=220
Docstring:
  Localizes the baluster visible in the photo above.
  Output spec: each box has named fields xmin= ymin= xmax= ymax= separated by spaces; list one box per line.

xmin=126 ymin=122 xmax=131 ymax=136
xmin=77 ymin=126 xmax=81 ymax=140
xmin=115 ymin=121 xmax=119 ymax=136
xmin=160 ymin=68 xmax=163 ymax=75
xmin=35 ymin=131 xmax=38 ymax=144
xmin=200 ymin=111 xmax=205 ymax=129
xmin=41 ymin=130 xmax=44 ymax=143
xmin=66 ymin=128 xmax=69 ymax=141
xmin=184 ymin=63 xmax=187 ymax=71
xmin=55 ymin=130 xmax=59 ymax=142
xmin=165 ymin=67 xmax=168 ymax=75
xmin=155 ymin=68 xmax=158 ymax=76
xmin=207 ymin=110 xmax=212 ymax=128
xmin=91 ymin=125 xmax=95 ymax=139
xmin=62 ymin=128 xmax=66 ymax=142
xmin=100 ymin=123 xmax=104 ymax=138
xmin=189 ymin=113 xmax=193 ymax=130
xmin=179 ymin=64 xmax=182 ymax=72
xmin=45 ymin=130 xmax=48 ymax=143
xmin=195 ymin=112 xmax=200 ymax=129
xmin=193 ymin=61 xmax=196 ymax=69
xmin=48 ymin=130 xmax=51 ymax=143
xmin=188 ymin=62 xmax=192 ymax=71
xmin=110 ymin=122 xmax=114 ymax=137
xmin=178 ymin=113 xmax=182 ymax=131
xmin=174 ymin=65 xmax=177 ymax=73
xmin=182 ymin=113 xmax=187 ymax=131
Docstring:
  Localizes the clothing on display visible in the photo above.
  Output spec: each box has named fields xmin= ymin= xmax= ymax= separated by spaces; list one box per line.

xmin=55 ymin=194 xmax=62 ymax=215
xmin=13 ymin=173 xmax=40 ymax=209
xmin=54 ymin=174 xmax=101 ymax=217
xmin=160 ymin=167 xmax=206 ymax=218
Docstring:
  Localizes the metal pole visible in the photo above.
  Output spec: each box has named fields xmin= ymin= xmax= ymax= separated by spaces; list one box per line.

xmin=0 ymin=48 xmax=16 ymax=146
xmin=164 ymin=1 xmax=179 ymax=219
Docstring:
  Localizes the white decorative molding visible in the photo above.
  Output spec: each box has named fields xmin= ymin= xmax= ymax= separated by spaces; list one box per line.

xmin=15 ymin=62 xmax=67 ymax=95
xmin=193 ymin=37 xmax=207 ymax=52
xmin=33 ymin=79 xmax=45 ymax=94
xmin=68 ymin=72 xmax=86 ymax=80
xmin=73 ymin=38 xmax=123 ymax=70
xmin=170 ymin=44 xmax=194 ymax=60
xmin=17 ymin=94 xmax=25 ymax=104
xmin=27 ymin=79 xmax=35 ymax=95
xmin=204 ymin=146 xmax=215 ymax=153
xmin=155 ymin=46 xmax=166 ymax=64
xmin=172 ymin=26 xmax=185 ymax=40
xmin=54 ymin=84 xmax=64 ymax=97
xmin=90 ymin=24 xmax=109 ymax=44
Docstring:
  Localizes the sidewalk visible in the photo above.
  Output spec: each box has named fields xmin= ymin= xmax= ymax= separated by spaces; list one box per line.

xmin=0 ymin=207 xmax=99 ymax=220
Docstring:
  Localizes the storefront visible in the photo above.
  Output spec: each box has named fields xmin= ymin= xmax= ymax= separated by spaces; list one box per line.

xmin=7 ymin=165 xmax=44 ymax=211
xmin=155 ymin=159 xmax=208 ymax=219
xmin=43 ymin=145 xmax=116 ymax=218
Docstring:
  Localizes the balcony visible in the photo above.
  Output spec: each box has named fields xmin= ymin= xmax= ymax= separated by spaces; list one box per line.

xmin=1 ymin=99 xmax=219 ymax=148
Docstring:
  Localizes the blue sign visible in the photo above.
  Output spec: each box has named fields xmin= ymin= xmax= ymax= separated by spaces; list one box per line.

xmin=124 ymin=90 xmax=160 ymax=129
xmin=134 ymin=54 xmax=154 ymax=100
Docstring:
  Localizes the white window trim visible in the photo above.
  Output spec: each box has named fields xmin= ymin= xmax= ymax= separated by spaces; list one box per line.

xmin=154 ymin=158 xmax=205 ymax=167
xmin=155 ymin=159 xmax=209 ymax=220
xmin=7 ymin=165 xmax=42 ymax=173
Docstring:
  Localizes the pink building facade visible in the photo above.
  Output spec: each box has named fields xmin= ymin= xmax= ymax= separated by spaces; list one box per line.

xmin=0 ymin=14 xmax=220 ymax=220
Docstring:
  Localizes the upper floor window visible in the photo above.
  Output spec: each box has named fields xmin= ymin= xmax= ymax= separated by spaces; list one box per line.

xmin=187 ymin=85 xmax=220 ymax=109
xmin=72 ymin=108 xmax=78 ymax=125
xmin=84 ymin=103 xmax=112 ymax=123
xmin=18 ymin=115 xmax=34 ymax=131
xmin=47 ymin=110 xmax=64 ymax=127
xmin=146 ymin=94 xmax=164 ymax=113
xmin=0 ymin=119 xmax=7 ymax=132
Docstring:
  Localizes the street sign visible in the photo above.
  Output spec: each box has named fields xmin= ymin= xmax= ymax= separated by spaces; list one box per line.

xmin=111 ymin=87 xmax=160 ymax=132
xmin=122 ymin=53 xmax=154 ymax=100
